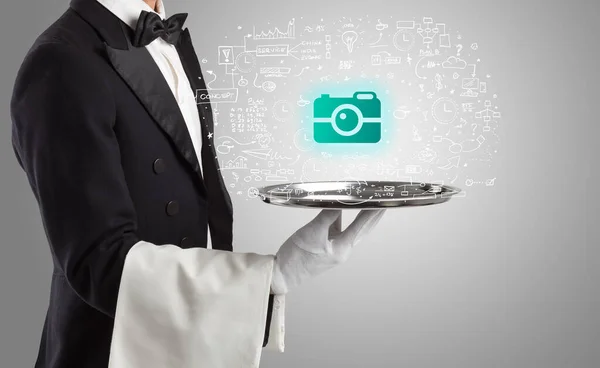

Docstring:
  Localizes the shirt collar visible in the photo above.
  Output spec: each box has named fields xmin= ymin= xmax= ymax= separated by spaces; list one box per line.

xmin=95 ymin=0 xmax=166 ymax=30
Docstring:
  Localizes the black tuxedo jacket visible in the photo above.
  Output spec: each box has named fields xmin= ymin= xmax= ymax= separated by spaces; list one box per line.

xmin=10 ymin=0 xmax=274 ymax=366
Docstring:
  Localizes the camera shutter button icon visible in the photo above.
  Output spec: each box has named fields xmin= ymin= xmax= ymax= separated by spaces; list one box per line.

xmin=313 ymin=91 xmax=382 ymax=143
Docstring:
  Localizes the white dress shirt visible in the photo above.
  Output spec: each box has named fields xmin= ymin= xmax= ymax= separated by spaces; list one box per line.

xmin=96 ymin=0 xmax=204 ymax=176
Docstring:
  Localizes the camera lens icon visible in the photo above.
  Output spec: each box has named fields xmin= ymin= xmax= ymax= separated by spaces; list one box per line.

xmin=331 ymin=104 xmax=364 ymax=136
xmin=313 ymin=91 xmax=381 ymax=143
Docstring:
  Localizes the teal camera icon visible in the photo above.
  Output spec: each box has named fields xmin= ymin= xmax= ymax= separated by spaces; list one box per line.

xmin=313 ymin=91 xmax=381 ymax=143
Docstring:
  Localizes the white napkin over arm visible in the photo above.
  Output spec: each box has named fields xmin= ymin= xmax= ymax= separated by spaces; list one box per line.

xmin=108 ymin=241 xmax=283 ymax=368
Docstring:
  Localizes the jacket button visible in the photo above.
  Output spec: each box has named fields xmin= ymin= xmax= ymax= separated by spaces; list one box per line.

xmin=166 ymin=201 xmax=179 ymax=216
xmin=153 ymin=158 xmax=166 ymax=174
xmin=180 ymin=237 xmax=194 ymax=247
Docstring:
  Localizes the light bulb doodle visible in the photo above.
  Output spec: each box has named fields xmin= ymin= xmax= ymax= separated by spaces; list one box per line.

xmin=342 ymin=30 xmax=359 ymax=53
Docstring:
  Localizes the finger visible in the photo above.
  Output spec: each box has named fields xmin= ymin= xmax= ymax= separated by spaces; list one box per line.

xmin=338 ymin=209 xmax=384 ymax=244
xmin=358 ymin=209 xmax=386 ymax=234
xmin=348 ymin=209 xmax=386 ymax=245
xmin=360 ymin=209 xmax=386 ymax=235
xmin=329 ymin=210 xmax=343 ymax=238
xmin=310 ymin=209 xmax=342 ymax=228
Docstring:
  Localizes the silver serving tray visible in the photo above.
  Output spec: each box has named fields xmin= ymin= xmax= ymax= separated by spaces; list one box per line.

xmin=257 ymin=180 xmax=462 ymax=209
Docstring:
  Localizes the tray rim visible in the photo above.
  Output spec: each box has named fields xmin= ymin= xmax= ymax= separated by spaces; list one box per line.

xmin=256 ymin=180 xmax=463 ymax=208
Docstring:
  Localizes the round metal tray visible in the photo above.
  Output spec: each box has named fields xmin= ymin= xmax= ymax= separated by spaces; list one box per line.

xmin=257 ymin=180 xmax=462 ymax=209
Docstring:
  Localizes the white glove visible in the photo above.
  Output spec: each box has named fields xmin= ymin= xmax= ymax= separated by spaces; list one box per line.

xmin=270 ymin=209 xmax=386 ymax=294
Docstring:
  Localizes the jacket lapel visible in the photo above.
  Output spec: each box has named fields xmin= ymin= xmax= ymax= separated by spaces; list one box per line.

xmin=70 ymin=0 xmax=229 ymax=213
xmin=71 ymin=0 xmax=206 ymax=195
xmin=175 ymin=28 xmax=233 ymax=216
xmin=104 ymin=25 xmax=208 ymax=198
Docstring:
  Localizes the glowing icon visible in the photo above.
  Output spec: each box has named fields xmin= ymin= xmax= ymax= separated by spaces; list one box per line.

xmin=313 ymin=92 xmax=381 ymax=143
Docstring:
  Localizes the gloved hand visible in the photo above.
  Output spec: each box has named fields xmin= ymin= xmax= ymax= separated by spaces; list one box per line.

xmin=270 ymin=209 xmax=386 ymax=294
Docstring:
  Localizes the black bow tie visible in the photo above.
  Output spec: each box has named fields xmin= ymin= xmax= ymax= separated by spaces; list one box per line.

xmin=132 ymin=11 xmax=188 ymax=47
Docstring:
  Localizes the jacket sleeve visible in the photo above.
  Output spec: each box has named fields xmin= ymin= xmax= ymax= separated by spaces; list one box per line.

xmin=10 ymin=41 xmax=140 ymax=318
xmin=263 ymin=293 xmax=286 ymax=351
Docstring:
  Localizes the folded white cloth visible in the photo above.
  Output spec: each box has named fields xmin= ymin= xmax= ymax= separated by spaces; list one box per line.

xmin=108 ymin=241 xmax=279 ymax=368
xmin=265 ymin=294 xmax=286 ymax=352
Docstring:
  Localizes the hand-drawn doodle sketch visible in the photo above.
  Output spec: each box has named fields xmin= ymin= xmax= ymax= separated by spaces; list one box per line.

xmin=200 ymin=15 xmax=501 ymax=198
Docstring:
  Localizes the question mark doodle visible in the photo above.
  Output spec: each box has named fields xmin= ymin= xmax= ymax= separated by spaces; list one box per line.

xmin=456 ymin=44 xmax=463 ymax=56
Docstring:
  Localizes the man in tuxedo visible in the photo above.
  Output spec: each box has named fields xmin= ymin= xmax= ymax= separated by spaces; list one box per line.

xmin=10 ymin=0 xmax=386 ymax=367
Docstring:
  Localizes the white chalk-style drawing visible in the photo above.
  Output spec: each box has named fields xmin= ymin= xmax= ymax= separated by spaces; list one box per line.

xmin=254 ymin=133 xmax=273 ymax=148
xmin=416 ymin=17 xmax=439 ymax=47
xmin=204 ymin=70 xmax=218 ymax=88
xmin=456 ymin=44 xmax=463 ymax=56
xmin=431 ymin=97 xmax=459 ymax=124
xmin=371 ymin=54 xmax=382 ymax=66
xmin=264 ymin=168 xmax=295 ymax=182
xmin=417 ymin=148 xmax=438 ymax=163
xmin=241 ymin=148 xmax=292 ymax=161
xmin=460 ymin=78 xmax=480 ymax=97
xmin=260 ymin=67 xmax=291 ymax=75
xmin=438 ymin=156 xmax=460 ymax=170
xmin=341 ymin=30 xmax=359 ymax=53
xmin=272 ymin=100 xmax=294 ymax=122
xmin=222 ymin=156 xmax=248 ymax=170
xmin=368 ymin=32 xmax=387 ymax=47
xmin=437 ymin=23 xmax=451 ymax=48
xmin=475 ymin=100 xmax=501 ymax=122
xmin=405 ymin=165 xmax=423 ymax=174
xmin=234 ymin=52 xmax=256 ymax=73
xmin=209 ymin=15 xmax=500 ymax=194
xmin=196 ymin=88 xmax=239 ymax=104
xmin=376 ymin=19 xmax=389 ymax=31
xmin=376 ymin=162 xmax=403 ymax=177
xmin=262 ymin=81 xmax=276 ymax=92
xmin=243 ymin=169 xmax=262 ymax=182
xmin=412 ymin=125 xmax=422 ymax=142
xmin=442 ymin=56 xmax=467 ymax=69
xmin=216 ymin=141 xmax=234 ymax=155
xmin=253 ymin=19 xmax=295 ymax=40
xmin=440 ymin=136 xmax=486 ymax=154
xmin=218 ymin=46 xmax=235 ymax=65
xmin=301 ymin=158 xmax=328 ymax=182
xmin=397 ymin=20 xmax=415 ymax=29
xmin=435 ymin=73 xmax=444 ymax=92
xmin=294 ymin=66 xmax=310 ymax=77
xmin=469 ymin=63 xmax=477 ymax=77
xmin=393 ymin=29 xmax=416 ymax=52
xmin=247 ymin=187 xmax=259 ymax=198
xmin=297 ymin=96 xmax=310 ymax=107
xmin=480 ymin=82 xmax=487 ymax=93
xmin=393 ymin=107 xmax=410 ymax=120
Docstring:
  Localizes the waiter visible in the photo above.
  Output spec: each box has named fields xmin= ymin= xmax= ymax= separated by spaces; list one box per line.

xmin=10 ymin=0 xmax=387 ymax=367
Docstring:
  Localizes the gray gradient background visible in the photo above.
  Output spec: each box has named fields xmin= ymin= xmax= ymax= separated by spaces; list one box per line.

xmin=1 ymin=0 xmax=599 ymax=367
